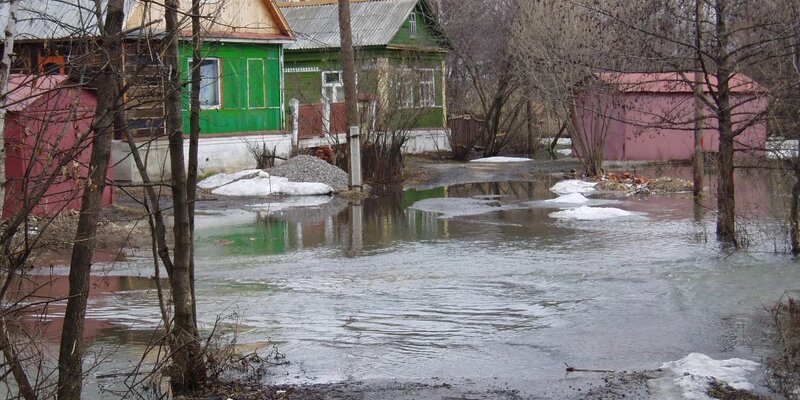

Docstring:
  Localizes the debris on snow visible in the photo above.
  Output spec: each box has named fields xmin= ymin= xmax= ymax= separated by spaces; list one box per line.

xmin=648 ymin=353 xmax=760 ymax=400
xmin=268 ymin=155 xmax=349 ymax=192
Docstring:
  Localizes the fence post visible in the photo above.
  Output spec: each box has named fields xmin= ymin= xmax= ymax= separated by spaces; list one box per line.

xmin=290 ymin=98 xmax=299 ymax=155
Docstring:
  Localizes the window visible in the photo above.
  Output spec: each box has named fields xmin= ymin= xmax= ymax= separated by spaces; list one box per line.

xmin=397 ymin=68 xmax=414 ymax=109
xmin=409 ymin=12 xmax=417 ymax=38
xmin=322 ymin=71 xmax=345 ymax=103
xmin=189 ymin=58 xmax=221 ymax=108
xmin=419 ymin=69 xmax=436 ymax=107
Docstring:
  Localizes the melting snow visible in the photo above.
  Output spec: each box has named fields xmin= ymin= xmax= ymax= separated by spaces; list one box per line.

xmin=469 ymin=156 xmax=533 ymax=163
xmin=550 ymin=179 xmax=597 ymax=195
xmin=549 ymin=206 xmax=636 ymax=220
xmin=648 ymin=353 xmax=760 ymax=399
xmin=212 ymin=176 xmax=332 ymax=197
xmin=250 ymin=196 xmax=333 ymax=212
xmin=198 ymin=169 xmax=264 ymax=189
xmin=545 ymin=193 xmax=590 ymax=204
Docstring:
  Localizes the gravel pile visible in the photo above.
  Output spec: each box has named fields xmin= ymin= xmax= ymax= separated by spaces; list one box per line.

xmin=268 ymin=155 xmax=349 ymax=192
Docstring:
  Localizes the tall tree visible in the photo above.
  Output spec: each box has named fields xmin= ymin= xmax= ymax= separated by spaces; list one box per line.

xmin=57 ymin=0 xmax=124 ymax=398
xmin=0 ymin=0 xmax=18 ymax=218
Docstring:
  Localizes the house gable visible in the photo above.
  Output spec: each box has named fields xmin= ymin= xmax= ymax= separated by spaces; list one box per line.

xmin=388 ymin=1 xmax=448 ymax=51
xmin=126 ymin=0 xmax=292 ymax=41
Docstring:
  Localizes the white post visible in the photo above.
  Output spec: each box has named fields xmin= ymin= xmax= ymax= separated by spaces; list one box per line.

xmin=350 ymin=201 xmax=363 ymax=255
xmin=322 ymin=96 xmax=331 ymax=136
xmin=290 ymin=98 xmax=300 ymax=154
xmin=349 ymin=125 xmax=362 ymax=190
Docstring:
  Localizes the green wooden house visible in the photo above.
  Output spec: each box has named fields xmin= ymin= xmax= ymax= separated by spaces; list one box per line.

xmin=277 ymin=0 xmax=449 ymax=134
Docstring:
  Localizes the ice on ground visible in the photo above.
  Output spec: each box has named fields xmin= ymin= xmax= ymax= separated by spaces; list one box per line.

xmin=469 ymin=156 xmax=533 ymax=163
xmin=648 ymin=353 xmax=760 ymax=400
xmin=550 ymin=179 xmax=597 ymax=195
xmin=545 ymin=193 xmax=590 ymax=204
xmin=556 ymin=148 xmax=573 ymax=157
xmin=410 ymin=197 xmax=515 ymax=218
xmin=549 ymin=206 xmax=637 ymax=220
xmin=212 ymin=176 xmax=333 ymax=197
xmin=249 ymin=196 xmax=333 ymax=213
xmin=198 ymin=169 xmax=264 ymax=189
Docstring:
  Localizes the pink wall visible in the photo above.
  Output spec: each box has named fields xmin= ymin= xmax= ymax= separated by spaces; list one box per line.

xmin=573 ymin=91 xmax=768 ymax=161
xmin=4 ymin=87 xmax=113 ymax=218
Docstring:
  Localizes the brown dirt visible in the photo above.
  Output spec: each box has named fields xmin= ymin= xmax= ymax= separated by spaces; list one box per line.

xmin=647 ymin=177 xmax=694 ymax=193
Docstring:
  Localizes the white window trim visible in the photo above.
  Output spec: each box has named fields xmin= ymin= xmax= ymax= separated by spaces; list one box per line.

xmin=189 ymin=57 xmax=222 ymax=110
xmin=409 ymin=12 xmax=417 ymax=38
xmin=246 ymin=58 xmax=267 ymax=110
xmin=321 ymin=70 xmax=344 ymax=103
xmin=398 ymin=68 xmax=414 ymax=109
xmin=419 ymin=68 xmax=436 ymax=107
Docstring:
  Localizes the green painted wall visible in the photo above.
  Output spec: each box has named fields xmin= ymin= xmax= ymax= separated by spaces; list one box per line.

xmin=284 ymin=47 xmax=447 ymax=128
xmin=179 ymin=42 xmax=284 ymax=134
xmin=389 ymin=4 xmax=445 ymax=49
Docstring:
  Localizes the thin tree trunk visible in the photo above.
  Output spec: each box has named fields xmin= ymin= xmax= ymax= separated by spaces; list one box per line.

xmin=57 ymin=2 xmax=123 ymax=397
xmin=693 ymin=0 xmax=705 ymax=199
xmin=526 ymin=99 xmax=536 ymax=156
xmin=187 ymin=0 xmax=201 ymax=336
xmin=164 ymin=0 xmax=205 ymax=392
xmin=791 ymin=170 xmax=800 ymax=256
xmin=0 ymin=0 xmax=19 ymax=218
xmin=714 ymin=0 xmax=737 ymax=247
xmin=0 ymin=317 xmax=35 ymax=400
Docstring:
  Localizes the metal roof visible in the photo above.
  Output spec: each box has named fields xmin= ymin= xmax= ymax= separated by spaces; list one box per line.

xmin=0 ymin=0 xmax=138 ymax=41
xmin=279 ymin=0 xmax=417 ymax=50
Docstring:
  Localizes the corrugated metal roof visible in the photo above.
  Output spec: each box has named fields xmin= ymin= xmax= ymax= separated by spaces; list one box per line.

xmin=0 ymin=0 xmax=138 ymax=41
xmin=280 ymin=0 xmax=417 ymax=50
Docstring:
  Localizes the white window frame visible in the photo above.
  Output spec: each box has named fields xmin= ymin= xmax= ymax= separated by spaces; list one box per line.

xmin=321 ymin=70 xmax=344 ymax=103
xmin=409 ymin=12 xmax=417 ymax=38
xmin=419 ymin=68 xmax=436 ymax=107
xmin=246 ymin=58 xmax=267 ymax=110
xmin=189 ymin=58 xmax=222 ymax=109
xmin=397 ymin=68 xmax=414 ymax=109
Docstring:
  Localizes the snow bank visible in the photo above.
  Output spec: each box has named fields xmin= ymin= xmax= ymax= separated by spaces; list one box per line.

xmin=545 ymin=193 xmax=590 ymax=204
xmin=212 ymin=176 xmax=333 ymax=197
xmin=556 ymin=148 xmax=573 ymax=157
xmin=549 ymin=206 xmax=635 ymax=220
xmin=198 ymin=169 xmax=264 ymax=189
xmin=469 ymin=156 xmax=533 ymax=163
xmin=550 ymin=179 xmax=597 ymax=195
xmin=648 ymin=353 xmax=760 ymax=399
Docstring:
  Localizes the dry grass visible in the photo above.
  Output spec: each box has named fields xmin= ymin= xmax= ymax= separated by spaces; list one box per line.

xmin=595 ymin=180 xmax=632 ymax=192
xmin=766 ymin=297 xmax=800 ymax=399
xmin=647 ymin=177 xmax=694 ymax=193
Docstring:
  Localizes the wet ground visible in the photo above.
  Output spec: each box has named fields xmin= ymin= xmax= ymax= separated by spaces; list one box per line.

xmin=23 ymin=159 xmax=800 ymax=399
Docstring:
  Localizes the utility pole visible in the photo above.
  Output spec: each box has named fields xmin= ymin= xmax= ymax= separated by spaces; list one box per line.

xmin=338 ymin=0 xmax=362 ymax=191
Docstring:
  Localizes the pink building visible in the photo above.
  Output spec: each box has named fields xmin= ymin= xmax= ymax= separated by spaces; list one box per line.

xmin=572 ymin=72 xmax=768 ymax=161
xmin=3 ymin=74 xmax=113 ymax=219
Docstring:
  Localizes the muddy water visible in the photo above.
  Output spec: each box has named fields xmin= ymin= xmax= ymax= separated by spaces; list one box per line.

xmin=46 ymin=170 xmax=800 ymax=397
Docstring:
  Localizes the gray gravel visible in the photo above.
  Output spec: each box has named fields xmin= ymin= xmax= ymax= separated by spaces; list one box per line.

xmin=269 ymin=155 xmax=349 ymax=192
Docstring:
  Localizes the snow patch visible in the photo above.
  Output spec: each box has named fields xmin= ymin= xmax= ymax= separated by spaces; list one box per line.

xmin=469 ymin=156 xmax=533 ymax=163
xmin=545 ymin=193 xmax=590 ymax=204
xmin=212 ymin=176 xmax=333 ymax=197
xmin=648 ymin=353 xmax=760 ymax=400
xmin=549 ymin=206 xmax=636 ymax=220
xmin=556 ymin=148 xmax=573 ymax=157
xmin=198 ymin=169 xmax=264 ymax=189
xmin=550 ymin=179 xmax=597 ymax=195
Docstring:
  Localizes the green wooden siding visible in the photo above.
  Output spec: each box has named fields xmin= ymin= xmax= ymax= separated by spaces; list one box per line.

xmin=284 ymin=47 xmax=446 ymax=128
xmin=180 ymin=42 xmax=283 ymax=134
xmin=389 ymin=4 xmax=445 ymax=48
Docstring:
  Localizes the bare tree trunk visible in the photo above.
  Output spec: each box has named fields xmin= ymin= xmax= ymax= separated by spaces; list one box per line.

xmin=0 ymin=0 xmax=19 ymax=218
xmin=526 ymin=99 xmax=535 ymax=156
xmin=791 ymin=170 xmax=800 ymax=255
xmin=714 ymin=0 xmax=737 ymax=247
xmin=338 ymin=0 xmax=362 ymax=190
xmin=164 ymin=0 xmax=205 ymax=392
xmin=693 ymin=0 xmax=705 ymax=199
xmin=187 ymin=0 xmax=201 ymax=334
xmin=57 ymin=1 xmax=123 ymax=398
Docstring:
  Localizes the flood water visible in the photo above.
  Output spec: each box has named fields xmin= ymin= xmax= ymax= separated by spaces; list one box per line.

xmin=35 ymin=169 xmax=800 ymax=397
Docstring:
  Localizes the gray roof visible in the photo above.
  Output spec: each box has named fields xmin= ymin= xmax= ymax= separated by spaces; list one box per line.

xmin=280 ymin=0 xmax=417 ymax=50
xmin=0 ymin=0 xmax=138 ymax=41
